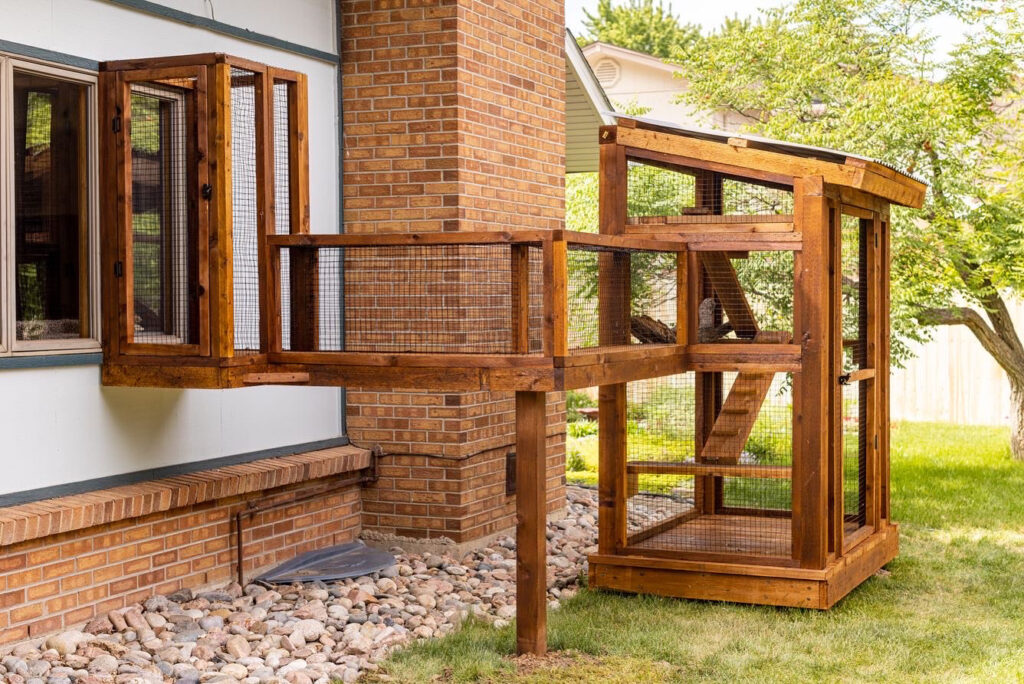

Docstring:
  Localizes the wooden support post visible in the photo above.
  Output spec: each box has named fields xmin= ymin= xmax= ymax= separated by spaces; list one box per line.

xmin=511 ymin=244 xmax=530 ymax=353
xmin=598 ymin=383 xmax=627 ymax=552
xmin=289 ymin=247 xmax=319 ymax=352
xmin=879 ymin=210 xmax=892 ymax=522
xmin=515 ymin=391 xmax=548 ymax=656
xmin=254 ymin=68 xmax=274 ymax=353
xmin=792 ymin=176 xmax=830 ymax=569
xmin=694 ymin=170 xmax=724 ymax=512
xmin=210 ymin=62 xmax=235 ymax=358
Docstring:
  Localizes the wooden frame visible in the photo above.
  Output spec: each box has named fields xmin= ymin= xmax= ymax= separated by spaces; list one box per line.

xmin=98 ymin=96 xmax=925 ymax=653
xmin=587 ymin=118 xmax=923 ymax=613
xmin=100 ymin=53 xmax=310 ymax=377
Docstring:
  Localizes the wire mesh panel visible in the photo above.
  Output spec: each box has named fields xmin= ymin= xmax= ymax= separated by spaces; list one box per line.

xmin=626 ymin=159 xmax=793 ymax=224
xmin=697 ymin=250 xmax=794 ymax=344
xmin=278 ymin=243 xmax=544 ymax=354
xmin=841 ymin=214 xmax=870 ymax=533
xmin=624 ymin=372 xmax=793 ymax=559
xmin=230 ymin=68 xmax=260 ymax=351
xmin=128 ymin=78 xmax=201 ymax=347
xmin=567 ymin=244 xmax=678 ymax=351
xmin=273 ymin=81 xmax=293 ymax=348
xmin=625 ymin=374 xmax=698 ymax=540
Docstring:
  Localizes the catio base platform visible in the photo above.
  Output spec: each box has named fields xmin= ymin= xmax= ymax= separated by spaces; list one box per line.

xmin=588 ymin=522 xmax=898 ymax=610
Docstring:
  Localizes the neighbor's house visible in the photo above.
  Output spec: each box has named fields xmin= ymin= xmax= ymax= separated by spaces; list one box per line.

xmin=0 ymin=0 xmax=606 ymax=645
xmin=580 ymin=39 xmax=1024 ymax=427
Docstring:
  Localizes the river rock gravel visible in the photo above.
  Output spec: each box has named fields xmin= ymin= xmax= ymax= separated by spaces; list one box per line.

xmin=0 ymin=486 xmax=669 ymax=683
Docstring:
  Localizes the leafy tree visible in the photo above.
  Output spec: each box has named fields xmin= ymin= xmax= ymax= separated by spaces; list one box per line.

xmin=672 ymin=0 xmax=1024 ymax=457
xmin=580 ymin=0 xmax=699 ymax=58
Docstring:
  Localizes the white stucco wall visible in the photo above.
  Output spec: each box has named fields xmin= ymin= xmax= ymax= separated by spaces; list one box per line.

xmin=0 ymin=0 xmax=346 ymax=496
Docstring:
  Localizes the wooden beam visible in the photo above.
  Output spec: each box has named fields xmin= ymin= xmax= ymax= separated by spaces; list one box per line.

xmin=791 ymin=176 xmax=830 ymax=569
xmin=515 ymin=391 xmax=548 ymax=656
xmin=626 ymin=461 xmax=793 ymax=479
xmin=616 ymin=126 xmax=925 ymax=208
xmin=599 ymin=383 xmax=627 ymax=554
xmin=511 ymin=244 xmax=531 ymax=354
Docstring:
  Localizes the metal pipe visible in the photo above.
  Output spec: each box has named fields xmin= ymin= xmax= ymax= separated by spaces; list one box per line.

xmin=234 ymin=447 xmax=380 ymax=586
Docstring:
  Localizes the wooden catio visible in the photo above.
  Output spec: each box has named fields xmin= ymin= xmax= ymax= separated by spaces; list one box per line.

xmin=586 ymin=117 xmax=926 ymax=609
xmin=95 ymin=54 xmax=923 ymax=654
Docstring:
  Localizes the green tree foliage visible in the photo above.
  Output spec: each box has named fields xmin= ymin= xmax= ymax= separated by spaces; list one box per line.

xmin=671 ymin=0 xmax=1024 ymax=457
xmin=580 ymin=0 xmax=699 ymax=58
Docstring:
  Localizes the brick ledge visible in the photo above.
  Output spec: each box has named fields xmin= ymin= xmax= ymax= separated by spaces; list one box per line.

xmin=0 ymin=446 xmax=371 ymax=548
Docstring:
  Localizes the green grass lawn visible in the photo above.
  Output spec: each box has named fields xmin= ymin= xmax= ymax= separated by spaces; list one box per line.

xmin=372 ymin=422 xmax=1024 ymax=683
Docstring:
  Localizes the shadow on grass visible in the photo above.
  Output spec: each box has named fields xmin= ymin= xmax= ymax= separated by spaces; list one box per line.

xmin=374 ymin=423 xmax=1024 ymax=683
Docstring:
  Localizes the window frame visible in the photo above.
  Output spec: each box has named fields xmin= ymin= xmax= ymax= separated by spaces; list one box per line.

xmin=0 ymin=55 xmax=100 ymax=356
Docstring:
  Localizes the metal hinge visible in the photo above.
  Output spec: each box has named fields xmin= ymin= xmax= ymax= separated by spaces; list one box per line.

xmin=875 ymin=434 xmax=879 ymax=450
xmin=838 ymin=373 xmax=851 ymax=385
xmin=112 ymin=106 xmax=122 ymax=133
xmin=202 ymin=183 xmax=213 ymax=200
xmin=114 ymin=260 xmax=124 ymax=278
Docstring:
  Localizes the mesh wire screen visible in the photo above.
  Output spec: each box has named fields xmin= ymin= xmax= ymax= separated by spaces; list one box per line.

xmin=567 ymin=244 xmax=677 ymax=351
xmin=273 ymin=81 xmax=293 ymax=349
xmin=626 ymin=160 xmax=793 ymax=223
xmin=697 ymin=251 xmax=794 ymax=343
xmin=128 ymin=79 xmax=200 ymax=346
xmin=625 ymin=372 xmax=793 ymax=559
xmin=230 ymin=68 xmax=260 ymax=351
xmin=279 ymin=244 xmax=544 ymax=354
xmin=841 ymin=215 xmax=869 ymax=531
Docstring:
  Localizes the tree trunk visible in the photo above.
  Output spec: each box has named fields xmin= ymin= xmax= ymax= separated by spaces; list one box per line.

xmin=1010 ymin=379 xmax=1024 ymax=461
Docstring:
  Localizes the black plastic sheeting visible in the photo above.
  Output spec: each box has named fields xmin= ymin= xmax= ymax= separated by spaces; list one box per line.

xmin=256 ymin=541 xmax=395 ymax=584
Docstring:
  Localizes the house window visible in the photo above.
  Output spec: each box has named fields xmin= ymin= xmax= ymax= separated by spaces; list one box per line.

xmin=1 ymin=57 xmax=98 ymax=354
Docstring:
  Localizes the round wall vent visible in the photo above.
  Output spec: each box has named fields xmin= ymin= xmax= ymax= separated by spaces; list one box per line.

xmin=594 ymin=58 xmax=620 ymax=87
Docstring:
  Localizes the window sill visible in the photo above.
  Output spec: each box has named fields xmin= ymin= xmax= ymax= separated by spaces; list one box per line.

xmin=0 ymin=352 xmax=103 ymax=370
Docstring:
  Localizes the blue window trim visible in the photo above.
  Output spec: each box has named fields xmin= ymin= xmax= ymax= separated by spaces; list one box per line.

xmin=0 ymin=352 xmax=103 ymax=370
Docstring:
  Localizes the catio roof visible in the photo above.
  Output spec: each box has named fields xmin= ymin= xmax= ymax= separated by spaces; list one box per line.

xmin=609 ymin=114 xmax=927 ymax=208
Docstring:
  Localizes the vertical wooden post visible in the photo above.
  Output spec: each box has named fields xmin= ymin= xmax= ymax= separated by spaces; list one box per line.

xmin=597 ymin=131 xmax=632 ymax=515
xmin=598 ymin=383 xmax=627 ymax=553
xmin=879 ymin=209 xmax=892 ymax=523
xmin=289 ymin=247 xmax=320 ymax=352
xmin=693 ymin=170 xmax=723 ymax=513
xmin=792 ymin=176 xmax=830 ymax=569
xmin=828 ymin=202 xmax=843 ymax=555
xmin=511 ymin=244 xmax=530 ymax=353
xmin=210 ymin=61 xmax=235 ymax=358
xmin=254 ymin=68 xmax=275 ymax=353
xmin=515 ymin=390 xmax=548 ymax=656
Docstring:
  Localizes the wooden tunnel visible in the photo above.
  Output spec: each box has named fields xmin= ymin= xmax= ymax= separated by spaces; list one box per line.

xmin=95 ymin=55 xmax=925 ymax=656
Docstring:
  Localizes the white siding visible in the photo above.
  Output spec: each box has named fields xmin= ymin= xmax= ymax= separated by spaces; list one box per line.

xmin=0 ymin=0 xmax=344 ymax=496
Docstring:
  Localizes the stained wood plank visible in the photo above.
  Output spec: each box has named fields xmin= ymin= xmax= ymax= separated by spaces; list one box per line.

xmin=791 ymin=176 xmax=831 ymax=569
xmin=626 ymin=461 xmax=793 ymax=479
xmin=515 ymin=391 xmax=548 ymax=656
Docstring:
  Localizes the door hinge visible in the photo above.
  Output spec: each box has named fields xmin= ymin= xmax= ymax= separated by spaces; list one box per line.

xmin=202 ymin=183 xmax=213 ymax=200
xmin=874 ymin=231 xmax=879 ymax=248
xmin=112 ymin=106 xmax=122 ymax=133
xmin=875 ymin=434 xmax=879 ymax=450
xmin=114 ymin=260 xmax=124 ymax=278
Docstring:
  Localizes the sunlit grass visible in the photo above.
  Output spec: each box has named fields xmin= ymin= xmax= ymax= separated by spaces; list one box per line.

xmin=374 ymin=422 xmax=1024 ymax=683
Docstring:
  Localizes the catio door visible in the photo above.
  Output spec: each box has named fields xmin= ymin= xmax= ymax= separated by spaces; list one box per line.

xmin=831 ymin=208 xmax=882 ymax=553
xmin=110 ymin=66 xmax=210 ymax=356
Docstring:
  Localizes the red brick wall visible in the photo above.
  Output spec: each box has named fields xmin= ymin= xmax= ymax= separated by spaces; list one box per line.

xmin=0 ymin=462 xmax=364 ymax=646
xmin=340 ymin=0 xmax=567 ymax=543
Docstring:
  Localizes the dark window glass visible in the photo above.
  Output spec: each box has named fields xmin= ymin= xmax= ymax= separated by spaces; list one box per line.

xmin=13 ymin=72 xmax=89 ymax=341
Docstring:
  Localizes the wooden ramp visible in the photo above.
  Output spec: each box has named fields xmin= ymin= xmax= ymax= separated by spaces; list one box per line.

xmin=699 ymin=248 xmax=791 ymax=464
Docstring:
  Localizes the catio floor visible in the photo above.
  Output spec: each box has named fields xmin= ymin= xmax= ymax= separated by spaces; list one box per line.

xmin=630 ymin=513 xmax=793 ymax=557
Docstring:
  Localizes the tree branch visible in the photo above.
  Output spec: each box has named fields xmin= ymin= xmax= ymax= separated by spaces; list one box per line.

xmin=918 ymin=306 xmax=1024 ymax=382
